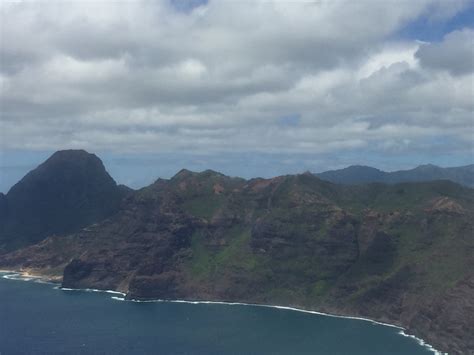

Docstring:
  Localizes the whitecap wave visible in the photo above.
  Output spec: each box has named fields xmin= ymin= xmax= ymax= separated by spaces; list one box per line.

xmin=111 ymin=296 xmax=125 ymax=301
xmin=398 ymin=330 xmax=447 ymax=355
xmin=1 ymin=271 xmax=57 ymax=284
xmin=59 ymin=286 xmax=126 ymax=297
xmin=2 ymin=272 xmax=39 ymax=282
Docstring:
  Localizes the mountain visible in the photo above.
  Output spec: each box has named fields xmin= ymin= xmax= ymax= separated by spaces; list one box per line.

xmin=0 ymin=150 xmax=129 ymax=252
xmin=316 ymin=164 xmax=474 ymax=187
xmin=1 ymin=157 xmax=473 ymax=353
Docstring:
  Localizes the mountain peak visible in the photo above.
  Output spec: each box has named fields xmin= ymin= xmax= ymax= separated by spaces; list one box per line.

xmin=172 ymin=169 xmax=195 ymax=180
xmin=316 ymin=163 xmax=474 ymax=188
xmin=414 ymin=164 xmax=439 ymax=170
xmin=0 ymin=150 xmax=126 ymax=251
xmin=200 ymin=169 xmax=226 ymax=178
xmin=172 ymin=169 xmax=228 ymax=181
xmin=40 ymin=149 xmax=104 ymax=169
xmin=316 ymin=165 xmax=386 ymax=185
xmin=50 ymin=149 xmax=92 ymax=158
xmin=344 ymin=165 xmax=384 ymax=172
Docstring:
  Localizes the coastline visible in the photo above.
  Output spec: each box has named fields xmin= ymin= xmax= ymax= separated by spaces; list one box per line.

xmin=1 ymin=270 xmax=446 ymax=355
xmin=112 ymin=297 xmax=446 ymax=355
xmin=0 ymin=268 xmax=61 ymax=283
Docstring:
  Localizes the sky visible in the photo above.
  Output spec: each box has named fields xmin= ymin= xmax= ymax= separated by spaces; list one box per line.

xmin=0 ymin=0 xmax=473 ymax=192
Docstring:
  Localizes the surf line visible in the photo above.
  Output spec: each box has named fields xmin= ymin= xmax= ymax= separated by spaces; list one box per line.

xmin=0 ymin=271 xmax=57 ymax=284
xmin=111 ymin=296 xmax=445 ymax=355
xmin=59 ymin=287 xmax=126 ymax=296
xmin=0 ymin=272 xmax=445 ymax=355
xmin=0 ymin=271 xmax=126 ymax=296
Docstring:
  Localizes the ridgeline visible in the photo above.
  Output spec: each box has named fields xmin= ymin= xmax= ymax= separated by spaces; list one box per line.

xmin=1 ymin=150 xmax=473 ymax=354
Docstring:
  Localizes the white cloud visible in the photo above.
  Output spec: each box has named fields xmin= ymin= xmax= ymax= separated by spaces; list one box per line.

xmin=415 ymin=29 xmax=474 ymax=75
xmin=357 ymin=43 xmax=419 ymax=79
xmin=0 ymin=0 xmax=472 ymax=160
xmin=162 ymin=58 xmax=208 ymax=80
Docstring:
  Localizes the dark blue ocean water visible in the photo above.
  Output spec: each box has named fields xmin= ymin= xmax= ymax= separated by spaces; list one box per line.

xmin=0 ymin=274 xmax=435 ymax=355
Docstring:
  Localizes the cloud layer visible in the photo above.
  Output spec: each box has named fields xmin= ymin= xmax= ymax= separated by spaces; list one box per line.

xmin=1 ymin=0 xmax=473 ymax=160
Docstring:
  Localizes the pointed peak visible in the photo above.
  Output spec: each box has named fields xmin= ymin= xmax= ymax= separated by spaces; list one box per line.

xmin=345 ymin=165 xmax=383 ymax=172
xmin=171 ymin=169 xmax=196 ymax=180
xmin=200 ymin=169 xmax=226 ymax=177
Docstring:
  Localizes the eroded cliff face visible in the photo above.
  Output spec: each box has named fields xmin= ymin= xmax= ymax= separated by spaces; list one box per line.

xmin=1 ymin=165 xmax=473 ymax=354
xmin=407 ymin=275 xmax=474 ymax=354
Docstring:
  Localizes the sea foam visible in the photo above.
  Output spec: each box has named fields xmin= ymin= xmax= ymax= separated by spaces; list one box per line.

xmin=1 ymin=272 xmax=55 ymax=284
xmin=59 ymin=287 xmax=126 ymax=296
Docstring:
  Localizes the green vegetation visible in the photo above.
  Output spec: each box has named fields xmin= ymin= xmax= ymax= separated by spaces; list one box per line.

xmin=182 ymin=194 xmax=226 ymax=220
xmin=187 ymin=226 xmax=262 ymax=279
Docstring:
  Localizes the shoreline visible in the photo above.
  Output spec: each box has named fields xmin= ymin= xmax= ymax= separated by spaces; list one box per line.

xmin=1 ymin=270 xmax=446 ymax=355
xmin=0 ymin=268 xmax=62 ymax=283
xmin=112 ymin=296 xmax=445 ymax=355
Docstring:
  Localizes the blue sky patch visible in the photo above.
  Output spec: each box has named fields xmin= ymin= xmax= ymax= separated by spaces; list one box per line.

xmin=396 ymin=2 xmax=474 ymax=41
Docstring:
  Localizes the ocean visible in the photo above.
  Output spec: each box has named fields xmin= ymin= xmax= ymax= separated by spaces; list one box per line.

xmin=0 ymin=273 xmax=437 ymax=354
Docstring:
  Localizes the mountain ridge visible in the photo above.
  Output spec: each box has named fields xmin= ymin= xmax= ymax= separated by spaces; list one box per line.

xmin=0 ymin=150 xmax=473 ymax=354
xmin=315 ymin=163 xmax=474 ymax=187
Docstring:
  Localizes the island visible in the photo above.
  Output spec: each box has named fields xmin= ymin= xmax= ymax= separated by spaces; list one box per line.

xmin=1 ymin=150 xmax=473 ymax=354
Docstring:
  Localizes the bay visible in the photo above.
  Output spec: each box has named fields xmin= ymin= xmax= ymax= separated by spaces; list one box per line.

xmin=0 ymin=275 xmax=435 ymax=355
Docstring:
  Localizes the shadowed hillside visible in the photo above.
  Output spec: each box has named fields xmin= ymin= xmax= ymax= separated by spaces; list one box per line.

xmin=0 ymin=150 xmax=129 ymax=252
